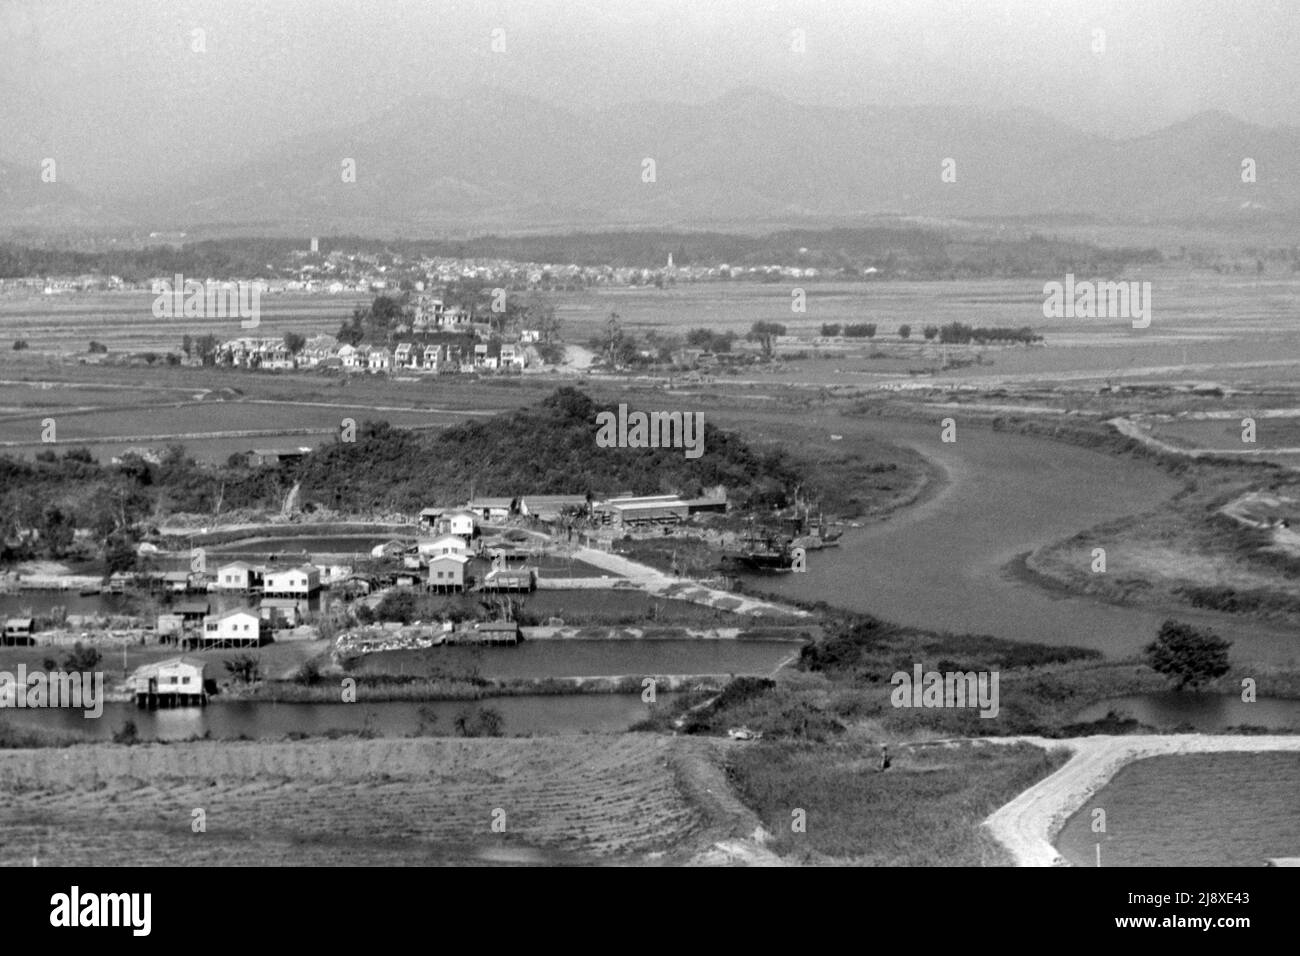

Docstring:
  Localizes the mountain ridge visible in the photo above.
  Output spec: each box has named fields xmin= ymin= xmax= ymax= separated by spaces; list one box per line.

xmin=2 ymin=91 xmax=1296 ymax=235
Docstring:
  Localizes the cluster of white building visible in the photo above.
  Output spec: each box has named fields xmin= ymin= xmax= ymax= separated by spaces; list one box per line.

xmin=210 ymin=329 xmax=535 ymax=374
xmin=178 ymin=562 xmax=324 ymax=643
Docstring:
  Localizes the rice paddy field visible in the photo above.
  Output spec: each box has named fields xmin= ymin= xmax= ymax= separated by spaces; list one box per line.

xmin=1147 ymin=414 xmax=1300 ymax=467
xmin=0 ymin=290 xmax=369 ymax=353
xmin=0 ymin=735 xmax=739 ymax=865
xmin=0 ymin=370 xmax=499 ymax=461
xmin=4 ymin=269 xmax=1300 ymax=374
xmin=0 ymin=271 xmax=1297 ymax=464
xmin=559 ymin=270 xmax=1300 ymax=388
xmin=1055 ymin=752 xmax=1300 ymax=866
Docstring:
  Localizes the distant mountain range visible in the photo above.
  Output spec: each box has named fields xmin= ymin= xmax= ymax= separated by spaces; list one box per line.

xmin=3 ymin=89 xmax=1298 ymax=236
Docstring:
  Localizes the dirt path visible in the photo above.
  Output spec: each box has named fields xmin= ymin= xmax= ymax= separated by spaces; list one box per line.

xmin=670 ymin=737 xmax=784 ymax=866
xmin=574 ymin=547 xmax=809 ymax=618
xmin=983 ymin=734 xmax=1300 ymax=866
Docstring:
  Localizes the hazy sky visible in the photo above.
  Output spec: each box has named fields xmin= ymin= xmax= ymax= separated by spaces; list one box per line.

xmin=2 ymin=0 xmax=1297 ymax=192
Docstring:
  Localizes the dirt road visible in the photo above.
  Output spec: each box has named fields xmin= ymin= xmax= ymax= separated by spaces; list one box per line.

xmin=574 ymin=547 xmax=809 ymax=618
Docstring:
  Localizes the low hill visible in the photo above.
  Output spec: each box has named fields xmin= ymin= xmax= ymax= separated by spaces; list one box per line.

xmin=292 ymin=388 xmax=798 ymax=512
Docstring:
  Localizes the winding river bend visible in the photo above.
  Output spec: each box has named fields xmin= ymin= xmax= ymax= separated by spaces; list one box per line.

xmin=743 ymin=416 xmax=1299 ymax=665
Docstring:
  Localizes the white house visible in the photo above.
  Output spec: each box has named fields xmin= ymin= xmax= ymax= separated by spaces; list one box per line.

xmin=428 ymin=553 xmax=469 ymax=592
xmin=261 ymin=349 xmax=295 ymax=371
xmin=155 ymin=612 xmax=184 ymax=639
xmin=131 ymin=657 xmax=207 ymax=704
xmin=368 ymin=347 xmax=393 ymax=372
xmin=3 ymin=617 xmax=34 ymax=644
xmin=202 ymin=610 xmax=263 ymax=646
xmin=301 ymin=333 xmax=338 ymax=368
xmin=417 ymin=533 xmax=470 ymax=558
xmin=345 ymin=344 xmax=371 ymax=371
xmin=214 ymin=561 xmax=264 ymax=591
xmin=414 ymin=295 xmax=444 ymax=329
xmin=263 ymin=564 xmax=321 ymax=596
xmin=438 ymin=509 xmax=477 ymax=540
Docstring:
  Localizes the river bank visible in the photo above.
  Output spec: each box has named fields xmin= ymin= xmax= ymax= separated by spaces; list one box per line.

xmin=722 ymin=408 xmax=1300 ymax=664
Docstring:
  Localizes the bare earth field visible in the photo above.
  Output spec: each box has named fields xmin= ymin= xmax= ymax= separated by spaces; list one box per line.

xmin=0 ymin=734 xmax=763 ymax=866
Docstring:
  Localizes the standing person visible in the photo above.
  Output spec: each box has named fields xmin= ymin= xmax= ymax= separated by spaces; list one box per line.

xmin=877 ymin=744 xmax=891 ymax=772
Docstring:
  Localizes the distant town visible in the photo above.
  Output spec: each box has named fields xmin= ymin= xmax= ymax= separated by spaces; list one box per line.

xmin=0 ymin=243 xmax=838 ymax=299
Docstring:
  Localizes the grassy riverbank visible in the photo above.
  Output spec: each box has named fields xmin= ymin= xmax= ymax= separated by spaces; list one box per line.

xmin=633 ymin=609 xmax=1300 ymax=741
xmin=1027 ymin=470 xmax=1300 ymax=628
xmin=225 ymin=671 xmax=721 ymax=703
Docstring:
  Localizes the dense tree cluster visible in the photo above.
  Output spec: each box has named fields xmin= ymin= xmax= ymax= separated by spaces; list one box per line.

xmin=0 ymin=238 xmax=307 ymax=283
xmin=0 ymin=388 xmax=806 ymax=566
xmin=1143 ymin=619 xmax=1232 ymax=690
xmin=935 ymin=323 xmax=1042 ymax=345
xmin=294 ymin=388 xmax=800 ymax=511
xmin=684 ymin=328 xmax=736 ymax=352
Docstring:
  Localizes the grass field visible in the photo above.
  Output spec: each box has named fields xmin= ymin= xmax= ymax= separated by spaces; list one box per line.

xmin=727 ymin=738 xmax=1068 ymax=865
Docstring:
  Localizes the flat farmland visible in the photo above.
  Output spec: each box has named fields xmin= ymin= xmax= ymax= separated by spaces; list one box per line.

xmin=0 ymin=735 xmax=743 ymax=865
xmin=0 ymin=397 xmax=472 ymax=461
xmin=1055 ymin=752 xmax=1300 ymax=866
xmin=2 ymin=271 xmax=1299 ymax=393
xmin=1152 ymin=415 xmax=1300 ymax=450
xmin=0 ymin=271 xmax=1296 ymax=462
xmin=1144 ymin=412 xmax=1300 ymax=468
xmin=0 ymin=365 xmax=511 ymax=461
xmin=560 ymin=272 xmax=1300 ymax=388
xmin=0 ymin=291 xmax=369 ymax=353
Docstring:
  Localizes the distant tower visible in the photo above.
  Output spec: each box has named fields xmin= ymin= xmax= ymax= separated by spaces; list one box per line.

xmin=310 ymin=237 xmax=319 ymax=254
xmin=667 ymin=252 xmax=674 ymax=269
